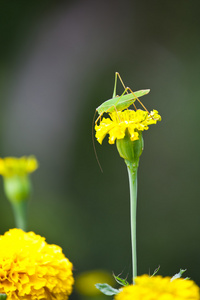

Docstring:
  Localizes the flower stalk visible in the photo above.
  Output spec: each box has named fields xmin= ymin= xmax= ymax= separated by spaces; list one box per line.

xmin=126 ymin=160 xmax=138 ymax=283
xmin=116 ymin=132 xmax=143 ymax=283
xmin=11 ymin=201 xmax=28 ymax=231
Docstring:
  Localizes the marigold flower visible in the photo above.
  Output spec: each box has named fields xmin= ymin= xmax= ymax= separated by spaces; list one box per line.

xmin=0 ymin=228 xmax=74 ymax=300
xmin=95 ymin=109 xmax=161 ymax=144
xmin=76 ymin=270 xmax=115 ymax=296
xmin=114 ymin=275 xmax=200 ymax=300
xmin=0 ymin=156 xmax=38 ymax=177
xmin=0 ymin=156 xmax=38 ymax=206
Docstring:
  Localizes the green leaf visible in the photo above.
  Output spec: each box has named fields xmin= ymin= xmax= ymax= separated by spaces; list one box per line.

xmin=113 ymin=274 xmax=129 ymax=286
xmin=171 ymin=269 xmax=187 ymax=281
xmin=95 ymin=283 xmax=119 ymax=296
xmin=151 ymin=266 xmax=160 ymax=277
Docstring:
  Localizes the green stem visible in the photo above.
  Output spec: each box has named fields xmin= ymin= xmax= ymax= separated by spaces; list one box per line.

xmin=125 ymin=160 xmax=138 ymax=284
xmin=11 ymin=201 xmax=27 ymax=231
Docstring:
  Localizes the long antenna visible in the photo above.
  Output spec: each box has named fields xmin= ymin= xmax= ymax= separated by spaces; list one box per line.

xmin=92 ymin=110 xmax=103 ymax=173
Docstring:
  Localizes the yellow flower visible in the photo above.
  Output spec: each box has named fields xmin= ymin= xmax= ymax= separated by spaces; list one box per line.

xmin=0 ymin=228 xmax=74 ymax=300
xmin=95 ymin=109 xmax=161 ymax=144
xmin=0 ymin=156 xmax=38 ymax=204
xmin=0 ymin=156 xmax=38 ymax=177
xmin=114 ymin=275 xmax=200 ymax=300
xmin=75 ymin=270 xmax=115 ymax=296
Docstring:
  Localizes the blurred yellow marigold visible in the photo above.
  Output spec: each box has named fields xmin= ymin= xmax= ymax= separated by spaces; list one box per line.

xmin=0 ymin=156 xmax=38 ymax=177
xmin=75 ymin=270 xmax=115 ymax=296
xmin=95 ymin=109 xmax=161 ymax=144
xmin=0 ymin=228 xmax=74 ymax=300
xmin=114 ymin=275 xmax=200 ymax=300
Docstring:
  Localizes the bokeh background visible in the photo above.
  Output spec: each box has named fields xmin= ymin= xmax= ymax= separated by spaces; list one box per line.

xmin=0 ymin=0 xmax=200 ymax=298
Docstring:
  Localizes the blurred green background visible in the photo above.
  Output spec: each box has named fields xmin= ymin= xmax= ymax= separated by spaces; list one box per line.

xmin=0 ymin=0 xmax=200 ymax=297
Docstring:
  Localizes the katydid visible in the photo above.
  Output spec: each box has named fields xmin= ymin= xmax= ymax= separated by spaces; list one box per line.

xmin=96 ymin=72 xmax=150 ymax=123
xmin=93 ymin=72 xmax=150 ymax=172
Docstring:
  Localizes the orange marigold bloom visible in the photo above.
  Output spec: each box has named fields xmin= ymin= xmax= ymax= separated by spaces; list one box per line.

xmin=0 ymin=229 xmax=74 ymax=300
xmin=114 ymin=275 xmax=200 ymax=300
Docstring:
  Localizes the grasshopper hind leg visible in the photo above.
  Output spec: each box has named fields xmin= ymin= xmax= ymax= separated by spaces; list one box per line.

xmin=115 ymin=73 xmax=151 ymax=114
xmin=126 ymin=87 xmax=151 ymax=114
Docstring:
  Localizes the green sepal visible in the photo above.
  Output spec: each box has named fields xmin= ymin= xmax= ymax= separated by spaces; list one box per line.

xmin=0 ymin=294 xmax=7 ymax=300
xmin=95 ymin=283 xmax=119 ymax=296
xmin=171 ymin=269 xmax=187 ymax=281
xmin=113 ymin=274 xmax=129 ymax=286
xmin=116 ymin=130 xmax=143 ymax=164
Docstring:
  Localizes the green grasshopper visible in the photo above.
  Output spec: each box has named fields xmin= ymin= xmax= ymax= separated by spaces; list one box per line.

xmin=95 ymin=72 xmax=150 ymax=123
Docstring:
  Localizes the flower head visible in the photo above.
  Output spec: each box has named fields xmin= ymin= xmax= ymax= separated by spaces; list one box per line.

xmin=114 ymin=275 xmax=200 ymax=300
xmin=95 ymin=109 xmax=161 ymax=144
xmin=0 ymin=156 xmax=38 ymax=177
xmin=0 ymin=228 xmax=74 ymax=300
xmin=76 ymin=270 xmax=115 ymax=297
xmin=0 ymin=156 xmax=38 ymax=204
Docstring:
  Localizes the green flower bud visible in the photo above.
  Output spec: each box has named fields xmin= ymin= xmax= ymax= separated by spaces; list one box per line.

xmin=3 ymin=175 xmax=31 ymax=204
xmin=116 ymin=130 xmax=144 ymax=165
